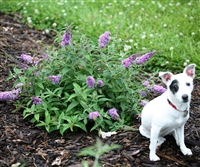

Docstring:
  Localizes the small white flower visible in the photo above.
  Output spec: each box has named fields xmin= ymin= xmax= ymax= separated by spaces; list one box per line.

xmin=119 ymin=12 xmax=123 ymax=15
xmin=163 ymin=24 xmax=167 ymax=27
xmin=129 ymin=25 xmax=133 ymax=28
xmin=166 ymin=61 xmax=169 ymax=64
xmin=135 ymin=23 xmax=139 ymax=27
xmin=107 ymin=21 xmax=111 ymax=24
xmin=141 ymin=34 xmax=146 ymax=39
xmin=186 ymin=59 xmax=190 ymax=62
xmin=188 ymin=2 xmax=191 ymax=6
xmin=45 ymin=29 xmax=50 ymax=34
xmin=45 ymin=17 xmax=49 ymax=20
xmin=26 ymin=2 xmax=29 ymax=5
xmin=52 ymin=23 xmax=57 ymax=27
xmin=184 ymin=62 xmax=187 ymax=66
xmin=149 ymin=34 xmax=154 ymax=38
xmin=142 ymin=47 xmax=147 ymax=50
xmin=62 ymin=9 xmax=65 ymax=13
xmin=63 ymin=13 xmax=67 ymax=16
xmin=124 ymin=44 xmax=132 ymax=52
xmin=99 ymin=10 xmax=102 ymax=12
xmin=134 ymin=43 xmax=138 ymax=46
xmin=34 ymin=9 xmax=39 ymax=14
xmin=191 ymin=32 xmax=195 ymax=36
xmin=176 ymin=2 xmax=180 ymax=6
xmin=170 ymin=47 xmax=174 ymax=51
xmin=74 ymin=6 xmax=78 ymax=9
xmin=129 ymin=39 xmax=133 ymax=43
xmin=179 ymin=32 xmax=183 ymax=36
xmin=154 ymin=15 xmax=158 ymax=19
xmin=118 ymin=38 xmax=122 ymax=42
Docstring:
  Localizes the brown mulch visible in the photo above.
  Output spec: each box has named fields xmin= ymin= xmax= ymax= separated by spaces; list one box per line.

xmin=0 ymin=11 xmax=200 ymax=167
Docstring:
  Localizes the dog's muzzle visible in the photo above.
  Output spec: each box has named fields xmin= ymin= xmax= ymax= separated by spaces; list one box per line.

xmin=182 ymin=94 xmax=189 ymax=102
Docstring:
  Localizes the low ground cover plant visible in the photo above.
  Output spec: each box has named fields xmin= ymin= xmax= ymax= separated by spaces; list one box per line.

xmin=3 ymin=29 xmax=164 ymax=135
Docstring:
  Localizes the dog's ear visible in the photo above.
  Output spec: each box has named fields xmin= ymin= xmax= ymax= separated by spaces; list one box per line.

xmin=183 ymin=64 xmax=196 ymax=79
xmin=159 ymin=72 xmax=173 ymax=84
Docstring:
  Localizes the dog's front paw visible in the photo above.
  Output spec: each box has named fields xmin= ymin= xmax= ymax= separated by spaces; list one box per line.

xmin=150 ymin=154 xmax=160 ymax=161
xmin=181 ymin=148 xmax=192 ymax=156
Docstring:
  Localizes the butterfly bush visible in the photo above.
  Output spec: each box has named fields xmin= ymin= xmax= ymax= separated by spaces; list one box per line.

xmin=108 ymin=108 xmax=120 ymax=120
xmin=7 ymin=27 xmax=162 ymax=134
xmin=48 ymin=75 xmax=61 ymax=84
xmin=136 ymin=51 xmax=157 ymax=64
xmin=61 ymin=30 xmax=71 ymax=47
xmin=97 ymin=80 xmax=104 ymax=87
xmin=31 ymin=96 xmax=42 ymax=105
xmin=98 ymin=31 xmax=110 ymax=48
xmin=86 ymin=76 xmax=95 ymax=88
xmin=122 ymin=54 xmax=137 ymax=68
xmin=89 ymin=111 xmax=101 ymax=120
xmin=138 ymin=100 xmax=148 ymax=106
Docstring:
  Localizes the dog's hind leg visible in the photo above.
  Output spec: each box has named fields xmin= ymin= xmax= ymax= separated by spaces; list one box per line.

xmin=139 ymin=125 xmax=150 ymax=138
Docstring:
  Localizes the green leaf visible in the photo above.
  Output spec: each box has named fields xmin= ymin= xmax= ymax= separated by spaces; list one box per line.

xmin=36 ymin=81 xmax=44 ymax=89
xmin=34 ymin=114 xmax=40 ymax=122
xmin=66 ymin=101 xmax=79 ymax=112
xmin=60 ymin=123 xmax=70 ymax=135
xmin=74 ymin=122 xmax=87 ymax=132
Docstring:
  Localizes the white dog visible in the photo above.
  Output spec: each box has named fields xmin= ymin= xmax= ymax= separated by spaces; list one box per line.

xmin=139 ymin=64 xmax=196 ymax=161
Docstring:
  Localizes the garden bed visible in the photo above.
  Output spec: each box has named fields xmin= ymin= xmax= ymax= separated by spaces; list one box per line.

xmin=0 ymin=12 xmax=200 ymax=167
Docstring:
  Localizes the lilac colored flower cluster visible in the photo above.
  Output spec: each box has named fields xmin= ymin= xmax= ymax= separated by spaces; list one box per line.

xmin=149 ymin=85 xmax=167 ymax=93
xmin=98 ymin=31 xmax=110 ymax=48
xmin=48 ymin=75 xmax=61 ymax=84
xmin=122 ymin=54 xmax=137 ymax=68
xmin=0 ymin=89 xmax=21 ymax=101
xmin=136 ymin=51 xmax=157 ymax=64
xmin=138 ymin=100 xmax=148 ymax=106
xmin=20 ymin=54 xmax=33 ymax=64
xmin=108 ymin=108 xmax=120 ymax=120
xmin=31 ymin=96 xmax=42 ymax=105
xmin=139 ymin=91 xmax=147 ymax=97
xmin=88 ymin=111 xmax=101 ymax=120
xmin=97 ymin=80 xmax=104 ymax=87
xmin=86 ymin=76 xmax=95 ymax=88
xmin=142 ymin=81 xmax=150 ymax=87
xmin=61 ymin=31 xmax=71 ymax=47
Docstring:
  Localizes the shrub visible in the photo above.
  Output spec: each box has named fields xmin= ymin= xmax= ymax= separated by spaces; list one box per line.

xmin=8 ymin=29 xmax=158 ymax=135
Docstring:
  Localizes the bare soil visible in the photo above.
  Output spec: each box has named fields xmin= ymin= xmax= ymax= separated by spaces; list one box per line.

xmin=0 ymin=11 xmax=200 ymax=167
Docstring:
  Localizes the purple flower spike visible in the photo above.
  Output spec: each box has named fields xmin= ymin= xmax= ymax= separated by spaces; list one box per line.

xmin=138 ymin=100 xmax=148 ymax=106
xmin=98 ymin=31 xmax=111 ymax=48
xmin=122 ymin=54 xmax=137 ymax=68
xmin=142 ymin=81 xmax=150 ymax=87
xmin=48 ymin=75 xmax=61 ymax=84
xmin=86 ymin=76 xmax=95 ymax=88
xmin=42 ymin=54 xmax=48 ymax=60
xmin=136 ymin=51 xmax=157 ymax=64
xmin=139 ymin=91 xmax=147 ymax=97
xmin=61 ymin=31 xmax=71 ymax=47
xmin=0 ymin=89 xmax=20 ymax=101
xmin=97 ymin=80 xmax=104 ymax=87
xmin=108 ymin=108 xmax=120 ymax=120
xmin=149 ymin=85 xmax=167 ymax=93
xmin=20 ymin=54 xmax=33 ymax=64
xmin=88 ymin=111 xmax=100 ymax=120
xmin=31 ymin=96 xmax=42 ymax=105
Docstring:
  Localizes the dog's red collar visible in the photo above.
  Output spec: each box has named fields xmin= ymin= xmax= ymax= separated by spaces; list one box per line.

xmin=167 ymin=98 xmax=178 ymax=110
xmin=167 ymin=98 xmax=188 ymax=117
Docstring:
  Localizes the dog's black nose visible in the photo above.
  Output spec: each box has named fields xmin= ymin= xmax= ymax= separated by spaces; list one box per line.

xmin=182 ymin=94 xmax=188 ymax=102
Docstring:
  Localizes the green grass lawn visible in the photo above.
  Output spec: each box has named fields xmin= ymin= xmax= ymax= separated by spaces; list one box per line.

xmin=1 ymin=0 xmax=200 ymax=73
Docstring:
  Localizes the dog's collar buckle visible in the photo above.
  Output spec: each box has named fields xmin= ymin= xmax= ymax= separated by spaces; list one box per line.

xmin=167 ymin=98 xmax=188 ymax=117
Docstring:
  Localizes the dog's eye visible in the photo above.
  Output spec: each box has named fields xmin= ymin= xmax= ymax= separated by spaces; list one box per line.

xmin=186 ymin=83 xmax=190 ymax=86
xmin=174 ymin=85 xmax=179 ymax=91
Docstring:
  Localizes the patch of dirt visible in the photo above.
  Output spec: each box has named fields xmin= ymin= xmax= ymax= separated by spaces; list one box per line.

xmin=0 ymin=11 xmax=200 ymax=167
